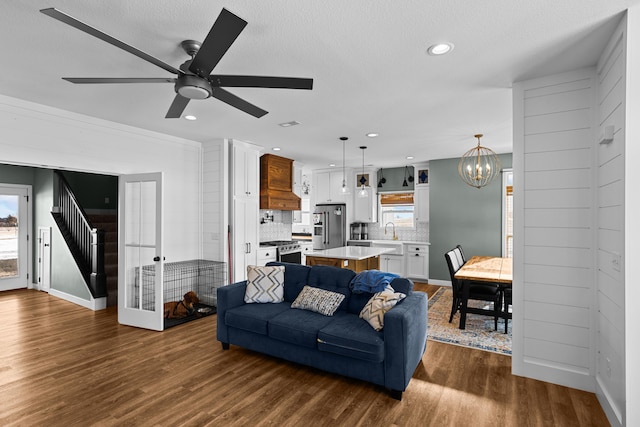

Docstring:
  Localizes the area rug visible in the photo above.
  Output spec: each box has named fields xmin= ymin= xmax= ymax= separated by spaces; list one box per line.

xmin=427 ymin=287 xmax=512 ymax=355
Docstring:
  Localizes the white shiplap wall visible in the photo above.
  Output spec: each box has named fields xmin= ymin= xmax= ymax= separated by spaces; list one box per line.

xmin=513 ymin=68 xmax=597 ymax=391
xmin=202 ymin=139 xmax=228 ymax=267
xmin=595 ymin=17 xmax=626 ymax=426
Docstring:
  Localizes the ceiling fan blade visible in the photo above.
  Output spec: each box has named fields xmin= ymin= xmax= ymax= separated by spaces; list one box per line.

xmin=211 ymin=88 xmax=267 ymax=118
xmin=40 ymin=8 xmax=182 ymax=75
xmin=210 ymin=75 xmax=314 ymax=90
xmin=63 ymin=77 xmax=176 ymax=84
xmin=165 ymin=94 xmax=191 ymax=118
xmin=188 ymin=8 xmax=247 ymax=77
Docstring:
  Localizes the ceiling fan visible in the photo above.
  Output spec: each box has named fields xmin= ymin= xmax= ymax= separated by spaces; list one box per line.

xmin=40 ymin=7 xmax=313 ymax=118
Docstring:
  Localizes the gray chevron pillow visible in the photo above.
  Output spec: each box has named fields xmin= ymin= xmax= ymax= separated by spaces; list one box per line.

xmin=244 ymin=265 xmax=285 ymax=303
xmin=359 ymin=285 xmax=406 ymax=331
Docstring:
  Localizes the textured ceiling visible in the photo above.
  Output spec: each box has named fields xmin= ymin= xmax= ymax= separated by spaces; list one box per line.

xmin=1 ymin=0 xmax=637 ymax=170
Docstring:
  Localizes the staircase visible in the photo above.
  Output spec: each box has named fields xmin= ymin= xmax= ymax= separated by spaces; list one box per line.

xmin=51 ymin=170 xmax=108 ymax=301
xmin=89 ymin=214 xmax=118 ymax=307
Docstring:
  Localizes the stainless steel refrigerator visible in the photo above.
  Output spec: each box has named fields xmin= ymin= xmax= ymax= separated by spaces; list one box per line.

xmin=312 ymin=203 xmax=346 ymax=250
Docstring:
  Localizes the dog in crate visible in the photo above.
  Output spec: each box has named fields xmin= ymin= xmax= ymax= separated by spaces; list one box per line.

xmin=164 ymin=291 xmax=200 ymax=319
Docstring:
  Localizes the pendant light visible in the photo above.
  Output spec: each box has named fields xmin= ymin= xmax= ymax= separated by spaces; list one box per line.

xmin=402 ymin=166 xmax=409 ymax=187
xmin=357 ymin=146 xmax=368 ymax=198
xmin=458 ymin=133 xmax=501 ymax=188
xmin=378 ymin=168 xmax=386 ymax=188
xmin=339 ymin=137 xmax=350 ymax=194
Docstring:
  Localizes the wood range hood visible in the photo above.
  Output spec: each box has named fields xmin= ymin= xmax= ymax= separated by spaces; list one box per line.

xmin=260 ymin=154 xmax=301 ymax=210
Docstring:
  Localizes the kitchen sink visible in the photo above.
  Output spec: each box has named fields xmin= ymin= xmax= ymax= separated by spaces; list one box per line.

xmin=371 ymin=240 xmax=404 ymax=255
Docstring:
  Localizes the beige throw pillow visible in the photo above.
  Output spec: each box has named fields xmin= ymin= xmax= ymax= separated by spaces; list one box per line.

xmin=244 ymin=265 xmax=285 ymax=303
xmin=359 ymin=286 xmax=406 ymax=331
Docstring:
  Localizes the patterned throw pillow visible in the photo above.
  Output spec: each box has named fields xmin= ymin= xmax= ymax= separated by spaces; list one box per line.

xmin=291 ymin=285 xmax=345 ymax=316
xmin=359 ymin=286 xmax=406 ymax=331
xmin=244 ymin=265 xmax=285 ymax=303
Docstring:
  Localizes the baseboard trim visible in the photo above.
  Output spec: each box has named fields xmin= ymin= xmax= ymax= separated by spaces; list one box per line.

xmin=596 ymin=375 xmax=623 ymax=427
xmin=48 ymin=288 xmax=107 ymax=311
xmin=427 ymin=279 xmax=451 ymax=287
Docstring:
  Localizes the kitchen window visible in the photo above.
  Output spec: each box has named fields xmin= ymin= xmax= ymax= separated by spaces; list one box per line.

xmin=379 ymin=192 xmax=414 ymax=228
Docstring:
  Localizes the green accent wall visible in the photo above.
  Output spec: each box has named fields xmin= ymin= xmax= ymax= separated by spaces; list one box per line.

xmin=61 ymin=171 xmax=118 ymax=210
xmin=429 ymin=154 xmax=512 ymax=281
xmin=376 ymin=166 xmax=415 ymax=192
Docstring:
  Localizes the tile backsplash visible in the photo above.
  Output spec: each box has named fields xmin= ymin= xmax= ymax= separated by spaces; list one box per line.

xmin=259 ymin=210 xmax=293 ymax=241
xmin=366 ymin=221 xmax=429 ymax=243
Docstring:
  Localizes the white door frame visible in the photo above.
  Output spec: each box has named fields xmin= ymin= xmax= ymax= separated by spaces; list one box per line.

xmin=118 ymin=172 xmax=164 ymax=331
xmin=0 ymin=184 xmax=31 ymax=291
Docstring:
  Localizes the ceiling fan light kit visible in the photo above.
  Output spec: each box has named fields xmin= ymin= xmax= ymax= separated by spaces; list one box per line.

xmin=40 ymin=7 xmax=313 ymax=119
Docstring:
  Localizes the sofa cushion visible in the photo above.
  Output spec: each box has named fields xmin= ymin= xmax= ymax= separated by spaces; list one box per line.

xmin=244 ymin=265 xmax=285 ymax=303
xmin=268 ymin=308 xmax=334 ymax=349
xmin=317 ymin=313 xmax=385 ymax=363
xmin=291 ymin=286 xmax=345 ymax=316
xmin=307 ymin=265 xmax=356 ymax=312
xmin=359 ymin=287 xmax=406 ymax=331
xmin=266 ymin=262 xmax=311 ymax=302
xmin=225 ymin=302 xmax=291 ymax=335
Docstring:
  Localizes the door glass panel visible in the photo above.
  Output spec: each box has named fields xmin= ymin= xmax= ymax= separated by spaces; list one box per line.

xmin=0 ymin=195 xmax=19 ymax=278
xmin=124 ymin=181 xmax=157 ymax=311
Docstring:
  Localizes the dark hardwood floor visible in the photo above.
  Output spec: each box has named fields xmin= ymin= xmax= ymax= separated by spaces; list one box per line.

xmin=0 ymin=288 xmax=609 ymax=426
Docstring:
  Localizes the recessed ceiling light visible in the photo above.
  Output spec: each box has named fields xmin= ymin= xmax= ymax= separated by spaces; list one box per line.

xmin=427 ymin=42 xmax=454 ymax=56
xmin=329 ymin=163 xmax=336 ymax=167
xmin=273 ymin=147 xmax=281 ymax=151
xmin=366 ymin=132 xmax=379 ymax=138
xmin=184 ymin=115 xmax=197 ymax=121
xmin=406 ymin=156 xmax=414 ymax=160
xmin=279 ymin=121 xmax=300 ymax=127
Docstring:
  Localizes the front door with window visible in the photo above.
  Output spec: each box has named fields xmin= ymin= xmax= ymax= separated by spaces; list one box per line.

xmin=0 ymin=185 xmax=30 ymax=291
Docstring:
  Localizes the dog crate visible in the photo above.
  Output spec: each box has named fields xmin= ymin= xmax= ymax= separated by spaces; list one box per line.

xmin=134 ymin=259 xmax=227 ymax=329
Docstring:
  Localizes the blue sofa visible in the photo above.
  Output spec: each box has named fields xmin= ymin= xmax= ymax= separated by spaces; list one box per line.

xmin=216 ymin=262 xmax=428 ymax=399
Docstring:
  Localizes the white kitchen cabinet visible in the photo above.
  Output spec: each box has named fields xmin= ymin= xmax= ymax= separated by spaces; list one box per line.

xmin=230 ymin=141 xmax=261 ymax=282
xmin=300 ymin=242 xmax=314 ymax=265
xmin=232 ymin=143 xmax=259 ymax=198
xmin=380 ymin=254 xmax=404 ymax=276
xmin=414 ymin=185 xmax=429 ymax=223
xmin=313 ymin=169 xmax=351 ymax=204
xmin=257 ymin=246 xmax=277 ymax=266
xmin=405 ymin=244 xmax=429 ymax=280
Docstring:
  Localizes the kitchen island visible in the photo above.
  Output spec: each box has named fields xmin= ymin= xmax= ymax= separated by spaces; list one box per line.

xmin=305 ymin=246 xmax=395 ymax=273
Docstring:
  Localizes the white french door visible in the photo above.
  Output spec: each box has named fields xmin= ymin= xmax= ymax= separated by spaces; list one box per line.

xmin=118 ymin=173 xmax=164 ymax=331
xmin=0 ymin=185 xmax=31 ymax=291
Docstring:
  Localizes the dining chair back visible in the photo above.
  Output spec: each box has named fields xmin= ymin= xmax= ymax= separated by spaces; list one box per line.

xmin=444 ymin=248 xmax=501 ymax=330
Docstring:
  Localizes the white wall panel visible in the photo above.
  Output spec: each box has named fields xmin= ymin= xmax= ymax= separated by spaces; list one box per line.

xmin=524 ymin=338 xmax=590 ymax=371
xmin=524 ymin=188 xmax=591 ymax=209
xmin=524 ymin=283 xmax=592 ymax=307
xmin=524 ymin=148 xmax=591 ymax=171
xmin=513 ymin=67 xmax=596 ymax=393
xmin=524 ymin=300 xmax=589 ymax=328
xmin=524 ymin=169 xmax=591 ymax=190
xmin=524 ymin=264 xmax=591 ymax=288
xmin=524 ymin=319 xmax=589 ymax=348
xmin=523 ymin=227 xmax=591 ymax=248
xmin=524 ymin=207 xmax=591 ymax=228
xmin=524 ymin=128 xmax=593 ymax=153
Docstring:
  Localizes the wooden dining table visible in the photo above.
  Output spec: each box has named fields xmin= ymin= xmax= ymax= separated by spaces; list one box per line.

xmin=454 ymin=256 xmax=512 ymax=329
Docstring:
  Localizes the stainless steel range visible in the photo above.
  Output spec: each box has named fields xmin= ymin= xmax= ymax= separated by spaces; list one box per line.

xmin=260 ymin=240 xmax=302 ymax=264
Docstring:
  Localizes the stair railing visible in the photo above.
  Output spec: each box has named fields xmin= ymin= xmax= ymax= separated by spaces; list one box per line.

xmin=54 ymin=171 xmax=106 ymax=297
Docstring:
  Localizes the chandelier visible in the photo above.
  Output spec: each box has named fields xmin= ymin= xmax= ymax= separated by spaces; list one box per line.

xmin=457 ymin=134 xmax=501 ymax=189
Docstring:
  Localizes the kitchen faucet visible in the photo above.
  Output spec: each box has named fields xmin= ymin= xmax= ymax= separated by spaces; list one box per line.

xmin=384 ymin=222 xmax=398 ymax=240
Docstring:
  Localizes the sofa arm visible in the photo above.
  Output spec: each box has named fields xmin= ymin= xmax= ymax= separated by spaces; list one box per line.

xmin=383 ymin=292 xmax=428 ymax=392
xmin=216 ymin=281 xmax=247 ymax=344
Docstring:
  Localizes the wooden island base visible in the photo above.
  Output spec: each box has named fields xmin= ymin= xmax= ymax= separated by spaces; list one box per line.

xmin=305 ymin=255 xmax=380 ymax=273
